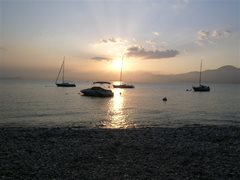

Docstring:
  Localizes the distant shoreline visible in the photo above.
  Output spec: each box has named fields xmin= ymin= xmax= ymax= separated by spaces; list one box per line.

xmin=1 ymin=65 xmax=240 ymax=84
xmin=1 ymin=125 xmax=239 ymax=179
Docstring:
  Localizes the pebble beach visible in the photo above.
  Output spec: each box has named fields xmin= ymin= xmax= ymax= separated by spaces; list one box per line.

xmin=1 ymin=125 xmax=240 ymax=179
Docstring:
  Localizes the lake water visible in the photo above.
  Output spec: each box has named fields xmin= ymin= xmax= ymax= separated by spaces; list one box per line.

xmin=1 ymin=80 xmax=240 ymax=128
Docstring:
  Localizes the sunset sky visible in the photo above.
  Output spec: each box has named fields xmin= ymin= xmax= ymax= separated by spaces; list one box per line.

xmin=0 ymin=0 xmax=239 ymax=81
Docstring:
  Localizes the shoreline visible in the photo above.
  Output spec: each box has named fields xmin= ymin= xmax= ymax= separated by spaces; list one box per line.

xmin=1 ymin=125 xmax=240 ymax=179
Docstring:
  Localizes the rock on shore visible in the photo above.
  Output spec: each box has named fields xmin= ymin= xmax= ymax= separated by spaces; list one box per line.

xmin=1 ymin=126 xmax=240 ymax=179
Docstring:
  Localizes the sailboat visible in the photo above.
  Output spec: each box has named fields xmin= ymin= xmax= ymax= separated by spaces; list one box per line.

xmin=113 ymin=54 xmax=135 ymax=88
xmin=55 ymin=57 xmax=76 ymax=87
xmin=192 ymin=60 xmax=210 ymax=92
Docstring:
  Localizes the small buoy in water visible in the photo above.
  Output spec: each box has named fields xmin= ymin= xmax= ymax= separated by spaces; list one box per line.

xmin=162 ymin=97 xmax=167 ymax=101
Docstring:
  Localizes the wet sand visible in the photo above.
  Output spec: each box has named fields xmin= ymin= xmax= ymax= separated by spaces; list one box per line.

xmin=1 ymin=126 xmax=240 ymax=179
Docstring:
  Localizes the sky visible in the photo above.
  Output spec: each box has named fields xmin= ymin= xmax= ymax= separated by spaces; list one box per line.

xmin=0 ymin=0 xmax=239 ymax=81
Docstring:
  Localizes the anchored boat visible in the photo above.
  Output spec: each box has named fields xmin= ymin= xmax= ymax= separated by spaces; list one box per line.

xmin=192 ymin=60 xmax=210 ymax=92
xmin=113 ymin=54 xmax=134 ymax=89
xmin=55 ymin=57 xmax=76 ymax=87
xmin=81 ymin=82 xmax=114 ymax=97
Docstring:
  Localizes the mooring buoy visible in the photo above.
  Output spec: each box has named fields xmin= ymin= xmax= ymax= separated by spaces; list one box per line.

xmin=163 ymin=97 xmax=167 ymax=101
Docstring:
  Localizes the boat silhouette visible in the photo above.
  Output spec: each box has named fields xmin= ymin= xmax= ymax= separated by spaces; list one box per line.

xmin=113 ymin=54 xmax=134 ymax=89
xmin=55 ymin=57 xmax=76 ymax=87
xmin=192 ymin=60 xmax=210 ymax=92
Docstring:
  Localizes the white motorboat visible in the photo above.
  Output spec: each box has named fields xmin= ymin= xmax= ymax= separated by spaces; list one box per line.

xmin=81 ymin=82 xmax=114 ymax=97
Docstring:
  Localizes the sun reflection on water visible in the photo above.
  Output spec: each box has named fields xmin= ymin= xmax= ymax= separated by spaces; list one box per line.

xmin=101 ymin=88 xmax=135 ymax=129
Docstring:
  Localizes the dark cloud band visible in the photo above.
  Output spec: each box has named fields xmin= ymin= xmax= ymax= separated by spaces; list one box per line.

xmin=127 ymin=46 xmax=179 ymax=59
xmin=91 ymin=57 xmax=111 ymax=61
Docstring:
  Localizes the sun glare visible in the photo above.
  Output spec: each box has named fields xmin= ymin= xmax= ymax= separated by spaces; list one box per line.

xmin=111 ymin=59 xmax=122 ymax=72
xmin=108 ymin=55 xmax=134 ymax=72
xmin=105 ymin=89 xmax=134 ymax=128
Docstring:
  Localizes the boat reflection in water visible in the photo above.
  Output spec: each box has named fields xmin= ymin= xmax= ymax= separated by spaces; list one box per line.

xmin=99 ymin=89 xmax=135 ymax=128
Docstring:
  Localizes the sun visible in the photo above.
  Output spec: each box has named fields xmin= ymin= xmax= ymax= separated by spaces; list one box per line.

xmin=111 ymin=59 xmax=122 ymax=72
xmin=108 ymin=56 xmax=134 ymax=72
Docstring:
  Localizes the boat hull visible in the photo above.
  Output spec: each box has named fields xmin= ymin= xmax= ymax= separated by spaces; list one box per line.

xmin=113 ymin=84 xmax=135 ymax=88
xmin=193 ymin=85 xmax=210 ymax=92
xmin=55 ymin=58 xmax=76 ymax=87
xmin=81 ymin=89 xmax=113 ymax=97
xmin=56 ymin=83 xmax=76 ymax=87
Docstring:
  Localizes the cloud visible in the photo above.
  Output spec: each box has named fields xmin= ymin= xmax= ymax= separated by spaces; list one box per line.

xmin=212 ymin=30 xmax=231 ymax=39
xmin=108 ymin=37 xmax=117 ymax=43
xmin=152 ymin=32 xmax=160 ymax=36
xmin=223 ymin=30 xmax=232 ymax=38
xmin=126 ymin=46 xmax=179 ymax=60
xmin=196 ymin=30 xmax=214 ymax=45
xmin=100 ymin=37 xmax=127 ymax=44
xmin=197 ymin=30 xmax=210 ymax=41
xmin=91 ymin=56 xmax=111 ymax=61
xmin=196 ymin=29 xmax=232 ymax=45
xmin=212 ymin=30 xmax=222 ymax=39
xmin=159 ymin=41 xmax=168 ymax=49
xmin=145 ymin=40 xmax=168 ymax=50
xmin=146 ymin=40 xmax=156 ymax=45
xmin=145 ymin=40 xmax=157 ymax=49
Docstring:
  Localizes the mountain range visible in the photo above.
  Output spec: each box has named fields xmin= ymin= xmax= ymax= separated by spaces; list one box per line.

xmin=126 ymin=65 xmax=240 ymax=84
xmin=147 ymin=65 xmax=240 ymax=84
xmin=1 ymin=65 xmax=239 ymax=84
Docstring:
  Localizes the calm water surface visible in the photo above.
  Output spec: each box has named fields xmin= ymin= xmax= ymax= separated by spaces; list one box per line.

xmin=1 ymin=80 xmax=240 ymax=128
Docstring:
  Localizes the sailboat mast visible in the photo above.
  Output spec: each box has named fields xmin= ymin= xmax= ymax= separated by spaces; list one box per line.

xmin=199 ymin=59 xmax=202 ymax=85
xmin=55 ymin=58 xmax=64 ymax=84
xmin=62 ymin=56 xmax=65 ymax=83
xmin=120 ymin=54 xmax=124 ymax=83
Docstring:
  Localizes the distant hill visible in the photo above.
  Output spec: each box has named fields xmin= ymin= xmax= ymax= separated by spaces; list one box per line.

xmin=1 ymin=65 xmax=239 ymax=84
xmin=136 ymin=65 xmax=240 ymax=84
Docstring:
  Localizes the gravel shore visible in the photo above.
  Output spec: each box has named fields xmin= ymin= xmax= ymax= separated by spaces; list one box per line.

xmin=1 ymin=126 xmax=240 ymax=179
